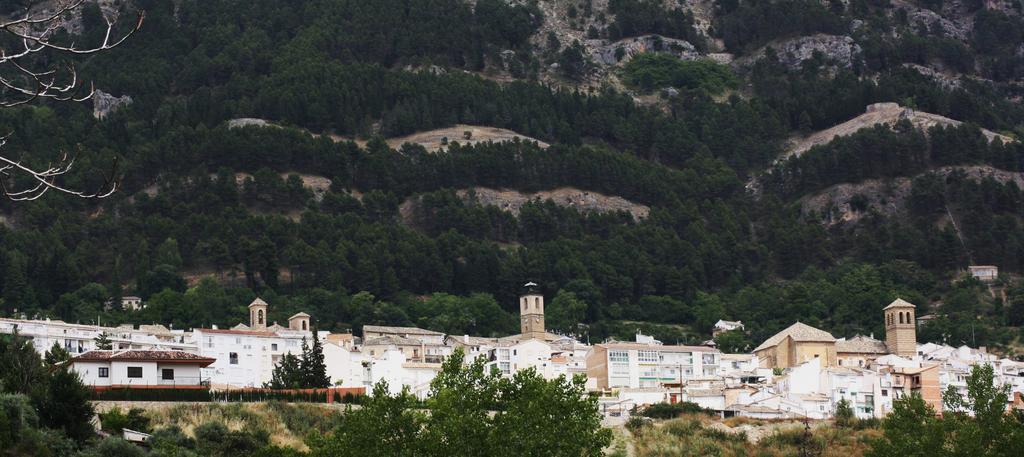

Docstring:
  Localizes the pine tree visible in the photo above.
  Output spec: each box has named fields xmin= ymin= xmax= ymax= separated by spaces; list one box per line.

xmin=266 ymin=353 xmax=303 ymax=389
xmin=306 ymin=329 xmax=330 ymax=388
xmin=94 ymin=332 xmax=113 ymax=350
xmin=44 ymin=341 xmax=71 ymax=365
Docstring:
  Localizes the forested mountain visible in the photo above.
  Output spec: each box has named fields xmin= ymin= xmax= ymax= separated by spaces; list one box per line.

xmin=2 ymin=0 xmax=1024 ymax=353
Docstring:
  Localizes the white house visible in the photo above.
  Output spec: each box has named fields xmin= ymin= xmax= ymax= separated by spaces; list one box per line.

xmin=192 ymin=297 xmax=321 ymax=388
xmin=323 ymin=340 xmax=366 ymax=388
xmin=968 ymin=265 xmax=998 ymax=282
xmin=362 ymin=348 xmax=442 ymax=399
xmin=0 ymin=317 xmax=194 ymax=356
xmin=713 ymin=320 xmax=744 ymax=336
xmin=586 ymin=339 xmax=721 ymax=390
xmin=71 ymin=350 xmax=215 ymax=387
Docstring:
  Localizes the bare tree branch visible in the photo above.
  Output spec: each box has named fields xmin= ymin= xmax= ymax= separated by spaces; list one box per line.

xmin=0 ymin=0 xmax=142 ymax=201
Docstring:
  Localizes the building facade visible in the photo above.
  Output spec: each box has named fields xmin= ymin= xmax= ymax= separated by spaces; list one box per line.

xmin=587 ymin=341 xmax=721 ymax=390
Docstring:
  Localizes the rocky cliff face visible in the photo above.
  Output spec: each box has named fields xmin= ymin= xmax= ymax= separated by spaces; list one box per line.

xmin=736 ymin=34 xmax=862 ymax=70
xmin=92 ymin=90 xmax=133 ymax=119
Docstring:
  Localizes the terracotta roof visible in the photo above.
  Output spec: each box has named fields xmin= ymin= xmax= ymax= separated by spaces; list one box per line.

xmin=883 ymin=298 xmax=916 ymax=310
xmin=197 ymin=328 xmax=276 ymax=337
xmin=72 ymin=350 xmax=215 ymax=366
xmin=362 ymin=325 xmax=444 ymax=336
xmin=754 ymin=322 xmax=836 ymax=352
xmin=836 ymin=335 xmax=889 ymax=354
xmin=289 ymin=312 xmax=310 ymax=319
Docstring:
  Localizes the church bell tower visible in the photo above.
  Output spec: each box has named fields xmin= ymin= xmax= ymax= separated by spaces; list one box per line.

xmin=520 ymin=282 xmax=545 ymax=340
xmin=884 ymin=298 xmax=917 ymax=358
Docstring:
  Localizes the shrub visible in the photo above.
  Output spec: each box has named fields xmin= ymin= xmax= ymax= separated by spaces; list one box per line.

xmin=640 ymin=401 xmax=715 ymax=419
xmin=626 ymin=416 xmax=652 ymax=434
xmin=622 ymin=53 xmax=738 ymax=94
xmin=835 ymin=398 xmax=855 ymax=427
xmin=100 ymin=407 xmax=151 ymax=434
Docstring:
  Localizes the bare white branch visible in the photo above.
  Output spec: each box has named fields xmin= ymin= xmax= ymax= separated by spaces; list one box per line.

xmin=0 ymin=0 xmax=142 ymax=200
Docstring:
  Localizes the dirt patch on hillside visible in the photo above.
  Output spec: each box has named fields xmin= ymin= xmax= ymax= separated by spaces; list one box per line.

xmin=399 ymin=187 xmax=649 ymax=224
xmin=800 ymin=165 xmax=1024 ymax=226
xmin=386 ymin=125 xmax=548 ymax=151
xmin=784 ymin=103 xmax=1015 ymax=160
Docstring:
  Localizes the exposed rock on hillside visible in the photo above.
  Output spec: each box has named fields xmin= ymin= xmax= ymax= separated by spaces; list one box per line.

xmin=92 ymin=90 xmax=132 ymax=119
xmin=385 ymin=125 xmax=549 ymax=151
xmin=785 ymin=103 xmax=1015 ymax=159
xmin=907 ymin=8 xmax=970 ymax=41
xmin=589 ymin=35 xmax=700 ymax=65
xmin=737 ymin=34 xmax=861 ymax=70
xmin=800 ymin=165 xmax=1024 ymax=227
xmin=399 ymin=187 xmax=650 ymax=225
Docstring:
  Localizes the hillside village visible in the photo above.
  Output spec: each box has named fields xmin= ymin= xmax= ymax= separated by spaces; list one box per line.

xmin=3 ymin=283 xmax=1022 ymax=421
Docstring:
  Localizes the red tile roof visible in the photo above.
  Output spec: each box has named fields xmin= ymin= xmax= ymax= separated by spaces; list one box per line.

xmin=72 ymin=350 xmax=216 ymax=366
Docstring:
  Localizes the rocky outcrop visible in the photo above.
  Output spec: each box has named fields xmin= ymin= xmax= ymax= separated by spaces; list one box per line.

xmin=907 ymin=9 xmax=970 ymax=41
xmin=227 ymin=118 xmax=273 ymax=129
xmin=399 ymin=187 xmax=650 ymax=225
xmin=800 ymin=165 xmax=1024 ymax=227
xmin=589 ymin=35 xmax=700 ymax=66
xmin=739 ymin=34 xmax=861 ymax=70
xmin=92 ymin=90 xmax=132 ymax=119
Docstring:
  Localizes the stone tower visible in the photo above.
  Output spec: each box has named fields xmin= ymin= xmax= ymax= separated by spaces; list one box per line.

xmin=520 ymin=282 xmax=545 ymax=340
xmin=884 ymin=298 xmax=917 ymax=358
xmin=249 ymin=297 xmax=268 ymax=330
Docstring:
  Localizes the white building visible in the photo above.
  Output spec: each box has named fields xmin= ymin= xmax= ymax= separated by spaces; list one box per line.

xmin=713 ymin=320 xmax=744 ymax=336
xmin=586 ymin=339 xmax=721 ymax=390
xmin=362 ymin=348 xmax=442 ymax=399
xmin=968 ymin=265 xmax=999 ymax=282
xmin=71 ymin=350 xmax=214 ymax=388
xmin=0 ymin=317 xmax=194 ymax=355
xmin=192 ymin=297 xmax=320 ymax=388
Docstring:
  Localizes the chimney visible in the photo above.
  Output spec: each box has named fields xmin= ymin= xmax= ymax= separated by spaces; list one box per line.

xmin=212 ymin=324 xmax=218 ymax=330
xmin=464 ymin=334 xmax=469 ymax=344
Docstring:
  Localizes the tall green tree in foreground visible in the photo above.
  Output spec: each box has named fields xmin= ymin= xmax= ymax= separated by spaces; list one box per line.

xmin=868 ymin=364 xmax=1024 ymax=457
xmin=265 ymin=332 xmax=330 ymax=389
xmin=309 ymin=348 xmax=611 ymax=457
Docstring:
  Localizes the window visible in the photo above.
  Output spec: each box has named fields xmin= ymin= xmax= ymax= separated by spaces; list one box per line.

xmin=499 ymin=361 xmax=511 ymax=374
xmin=162 ymin=369 xmax=174 ymax=380
xmin=258 ymin=309 xmax=264 ymax=325
xmin=271 ymin=343 xmax=278 ymax=351
xmin=881 ymin=389 xmax=888 ymax=397
xmin=127 ymin=367 xmax=143 ymax=378
xmin=702 ymin=353 xmax=716 ymax=364
xmin=611 ymin=363 xmax=630 ymax=376
xmin=230 ymin=352 xmax=239 ymax=365
xmin=206 ymin=337 xmax=214 ymax=348
xmin=98 ymin=367 xmax=109 ymax=378
xmin=609 ymin=350 xmax=629 ymax=363
xmin=899 ymin=313 xmax=904 ymax=324
xmin=638 ymin=350 xmax=659 ymax=363
xmin=302 ymin=321 xmax=307 ymax=331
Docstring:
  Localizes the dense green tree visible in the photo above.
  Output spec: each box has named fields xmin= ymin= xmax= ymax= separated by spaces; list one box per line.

xmin=94 ymin=332 xmax=113 ymax=350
